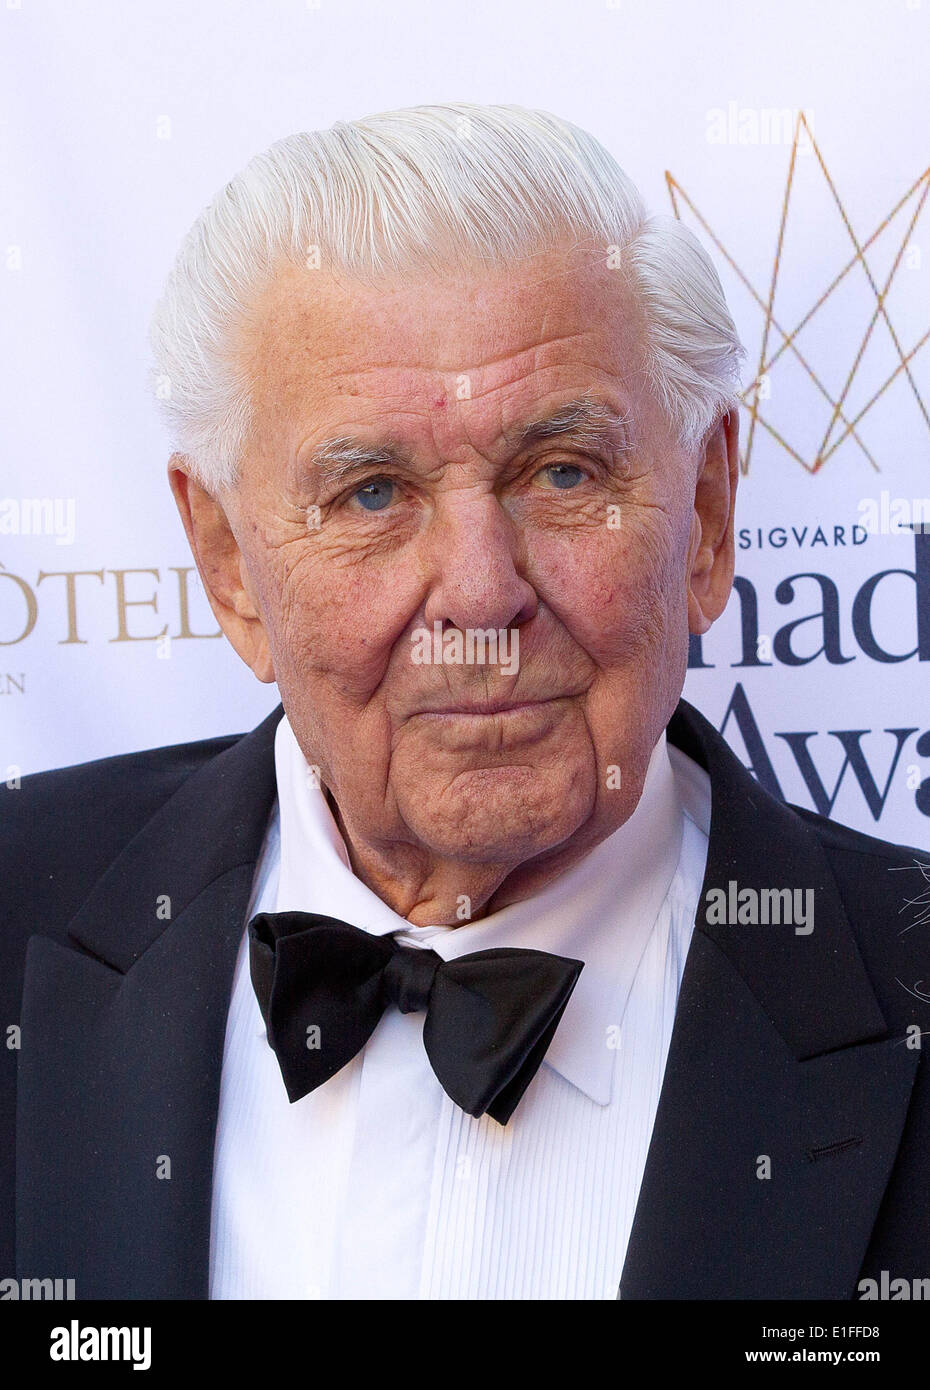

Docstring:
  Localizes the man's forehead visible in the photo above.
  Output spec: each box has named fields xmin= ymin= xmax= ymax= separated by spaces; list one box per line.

xmin=243 ymin=247 xmax=648 ymax=466
xmin=248 ymin=244 xmax=641 ymax=365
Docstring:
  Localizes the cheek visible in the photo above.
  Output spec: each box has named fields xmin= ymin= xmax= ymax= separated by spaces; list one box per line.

xmin=531 ymin=520 xmax=686 ymax=664
xmin=267 ymin=545 xmax=424 ymax=695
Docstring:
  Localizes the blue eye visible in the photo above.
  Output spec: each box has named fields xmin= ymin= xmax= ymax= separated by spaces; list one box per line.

xmin=542 ymin=463 xmax=585 ymax=490
xmin=354 ymin=478 xmax=395 ymax=511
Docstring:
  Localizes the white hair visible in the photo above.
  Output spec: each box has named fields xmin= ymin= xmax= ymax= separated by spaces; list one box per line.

xmin=148 ymin=102 xmax=744 ymax=493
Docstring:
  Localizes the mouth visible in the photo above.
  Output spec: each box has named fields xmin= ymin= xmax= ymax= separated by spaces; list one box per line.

xmin=414 ymin=698 xmax=560 ymax=718
xmin=406 ymin=695 xmax=576 ymax=751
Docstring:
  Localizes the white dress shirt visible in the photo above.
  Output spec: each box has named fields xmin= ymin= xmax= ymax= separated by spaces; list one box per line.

xmin=209 ymin=713 xmax=712 ymax=1300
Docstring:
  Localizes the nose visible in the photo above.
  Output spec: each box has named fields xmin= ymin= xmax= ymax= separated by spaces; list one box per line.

xmin=422 ymin=493 xmax=537 ymax=633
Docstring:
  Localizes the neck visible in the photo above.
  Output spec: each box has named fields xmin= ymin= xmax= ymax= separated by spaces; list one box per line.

xmin=329 ymin=795 xmax=637 ymax=927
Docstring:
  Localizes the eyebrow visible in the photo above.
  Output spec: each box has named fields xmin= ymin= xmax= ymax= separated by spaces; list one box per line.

xmin=508 ymin=394 xmax=634 ymax=455
xmin=302 ymin=394 xmax=634 ymax=489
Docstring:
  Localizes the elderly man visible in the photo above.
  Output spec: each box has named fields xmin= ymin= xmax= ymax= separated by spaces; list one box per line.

xmin=4 ymin=104 xmax=929 ymax=1302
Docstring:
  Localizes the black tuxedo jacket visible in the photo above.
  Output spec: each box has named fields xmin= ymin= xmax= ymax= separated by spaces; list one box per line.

xmin=3 ymin=698 xmax=930 ymax=1299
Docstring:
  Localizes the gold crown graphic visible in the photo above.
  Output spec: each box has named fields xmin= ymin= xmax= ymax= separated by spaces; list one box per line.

xmin=667 ymin=113 xmax=930 ymax=475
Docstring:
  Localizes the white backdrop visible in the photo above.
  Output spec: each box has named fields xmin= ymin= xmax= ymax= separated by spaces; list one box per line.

xmin=1 ymin=0 xmax=928 ymax=847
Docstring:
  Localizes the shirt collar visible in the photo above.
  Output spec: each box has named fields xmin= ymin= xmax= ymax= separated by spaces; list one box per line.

xmin=273 ymin=714 xmax=688 ymax=1108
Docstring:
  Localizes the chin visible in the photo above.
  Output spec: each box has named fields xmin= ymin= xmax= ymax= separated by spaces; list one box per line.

xmin=401 ymin=764 xmax=594 ymax=865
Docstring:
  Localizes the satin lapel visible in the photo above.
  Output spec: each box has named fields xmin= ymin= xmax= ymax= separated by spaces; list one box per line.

xmin=619 ymin=699 xmax=919 ymax=1299
xmin=16 ymin=705 xmax=283 ymax=1299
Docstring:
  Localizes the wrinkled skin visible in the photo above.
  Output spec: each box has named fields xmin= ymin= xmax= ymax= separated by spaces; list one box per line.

xmin=171 ymin=241 xmax=738 ymax=925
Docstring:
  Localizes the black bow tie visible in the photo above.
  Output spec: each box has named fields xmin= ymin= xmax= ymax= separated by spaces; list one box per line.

xmin=248 ymin=912 xmax=583 ymax=1125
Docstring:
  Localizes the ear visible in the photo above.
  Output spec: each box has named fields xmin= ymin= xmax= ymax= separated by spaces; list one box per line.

xmin=168 ymin=455 xmax=275 ymax=683
xmin=687 ymin=410 xmax=739 ymax=635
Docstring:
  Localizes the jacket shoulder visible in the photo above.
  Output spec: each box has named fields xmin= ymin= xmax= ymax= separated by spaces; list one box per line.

xmin=790 ymin=800 xmax=930 ymax=1030
xmin=0 ymin=729 xmax=246 ymax=942
xmin=791 ymin=800 xmax=930 ymax=866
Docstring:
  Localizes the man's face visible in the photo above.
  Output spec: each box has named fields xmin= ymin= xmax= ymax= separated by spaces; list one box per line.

xmin=176 ymin=241 xmax=736 ymax=917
